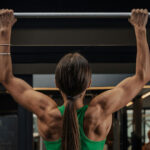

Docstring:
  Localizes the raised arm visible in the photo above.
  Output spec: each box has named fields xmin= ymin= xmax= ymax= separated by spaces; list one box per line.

xmin=90 ymin=9 xmax=150 ymax=116
xmin=0 ymin=9 xmax=57 ymax=119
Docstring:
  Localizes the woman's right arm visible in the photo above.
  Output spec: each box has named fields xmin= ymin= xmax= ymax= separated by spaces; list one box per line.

xmin=0 ymin=9 xmax=57 ymax=119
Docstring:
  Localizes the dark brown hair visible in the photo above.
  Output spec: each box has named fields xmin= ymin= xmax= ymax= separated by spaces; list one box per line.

xmin=55 ymin=53 xmax=91 ymax=150
xmin=148 ymin=130 xmax=150 ymax=139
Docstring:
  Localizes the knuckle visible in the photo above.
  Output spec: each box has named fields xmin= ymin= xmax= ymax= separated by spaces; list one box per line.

xmin=144 ymin=9 xmax=148 ymax=14
xmin=132 ymin=9 xmax=135 ymax=13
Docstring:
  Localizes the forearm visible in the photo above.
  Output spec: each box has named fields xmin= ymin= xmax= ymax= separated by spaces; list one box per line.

xmin=0 ymin=28 xmax=13 ymax=82
xmin=134 ymin=27 xmax=150 ymax=83
xmin=0 ymin=28 xmax=11 ymax=46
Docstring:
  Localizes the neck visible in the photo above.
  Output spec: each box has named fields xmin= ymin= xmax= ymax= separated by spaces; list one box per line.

xmin=62 ymin=93 xmax=85 ymax=109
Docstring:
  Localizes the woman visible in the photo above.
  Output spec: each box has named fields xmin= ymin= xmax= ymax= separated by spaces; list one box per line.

xmin=0 ymin=9 xmax=150 ymax=150
xmin=143 ymin=131 xmax=150 ymax=150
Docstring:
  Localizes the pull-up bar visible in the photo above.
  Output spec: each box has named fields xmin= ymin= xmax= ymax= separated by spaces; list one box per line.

xmin=14 ymin=12 xmax=150 ymax=19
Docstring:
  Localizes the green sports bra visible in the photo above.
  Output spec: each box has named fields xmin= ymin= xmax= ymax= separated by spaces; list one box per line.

xmin=44 ymin=105 xmax=106 ymax=150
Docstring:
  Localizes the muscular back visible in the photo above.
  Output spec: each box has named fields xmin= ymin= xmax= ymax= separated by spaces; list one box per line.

xmin=0 ymin=8 xmax=149 ymax=149
xmin=144 ymin=143 xmax=150 ymax=150
xmin=84 ymin=105 xmax=112 ymax=141
xmin=38 ymin=102 xmax=112 ymax=142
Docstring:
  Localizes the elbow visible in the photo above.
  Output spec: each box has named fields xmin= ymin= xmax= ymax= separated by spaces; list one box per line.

xmin=135 ymin=71 xmax=148 ymax=85
xmin=136 ymin=71 xmax=144 ymax=81
xmin=1 ymin=73 xmax=14 ymax=85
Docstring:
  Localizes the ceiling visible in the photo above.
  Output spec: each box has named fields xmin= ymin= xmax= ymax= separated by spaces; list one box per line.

xmin=0 ymin=0 xmax=149 ymax=12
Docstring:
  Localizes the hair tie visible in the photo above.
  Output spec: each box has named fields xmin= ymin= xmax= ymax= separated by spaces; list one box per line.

xmin=67 ymin=96 xmax=75 ymax=101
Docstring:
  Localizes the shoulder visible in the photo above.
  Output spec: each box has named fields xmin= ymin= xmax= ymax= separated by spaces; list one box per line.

xmin=85 ymin=105 xmax=104 ymax=127
xmin=38 ymin=107 xmax=63 ymax=140
xmin=84 ymin=105 xmax=112 ymax=139
xmin=38 ymin=104 xmax=62 ymax=126
xmin=86 ymin=95 xmax=107 ymax=120
xmin=45 ymin=106 xmax=62 ymax=123
xmin=145 ymin=143 xmax=150 ymax=149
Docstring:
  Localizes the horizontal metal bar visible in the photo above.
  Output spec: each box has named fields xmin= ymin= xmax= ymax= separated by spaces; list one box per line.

xmin=14 ymin=12 xmax=150 ymax=19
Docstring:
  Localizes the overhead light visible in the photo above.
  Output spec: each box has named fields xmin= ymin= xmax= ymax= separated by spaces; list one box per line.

xmin=126 ymin=102 xmax=133 ymax=107
xmin=126 ymin=92 xmax=150 ymax=107
xmin=141 ymin=92 xmax=150 ymax=99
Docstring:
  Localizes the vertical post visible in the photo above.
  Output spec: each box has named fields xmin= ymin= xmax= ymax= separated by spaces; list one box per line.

xmin=120 ymin=107 xmax=128 ymax=150
xmin=17 ymin=75 xmax=33 ymax=150
xmin=132 ymin=97 xmax=142 ymax=150
xmin=143 ymin=109 xmax=145 ymax=144
xmin=113 ymin=111 xmax=120 ymax=150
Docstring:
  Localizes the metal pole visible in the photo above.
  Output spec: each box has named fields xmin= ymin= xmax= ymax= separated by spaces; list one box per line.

xmin=13 ymin=12 xmax=150 ymax=19
xmin=132 ymin=97 xmax=142 ymax=150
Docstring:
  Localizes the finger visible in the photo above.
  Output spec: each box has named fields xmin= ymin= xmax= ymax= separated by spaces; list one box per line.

xmin=141 ymin=9 xmax=148 ymax=26
xmin=130 ymin=9 xmax=136 ymax=20
xmin=139 ymin=9 xmax=144 ymax=26
xmin=131 ymin=9 xmax=136 ymax=15
xmin=140 ymin=9 xmax=146 ymax=26
xmin=142 ymin=9 xmax=148 ymax=26
xmin=12 ymin=17 xmax=17 ymax=26
xmin=144 ymin=9 xmax=148 ymax=14
xmin=128 ymin=18 xmax=132 ymax=24
xmin=130 ymin=9 xmax=136 ymax=25
xmin=136 ymin=9 xmax=141 ymax=26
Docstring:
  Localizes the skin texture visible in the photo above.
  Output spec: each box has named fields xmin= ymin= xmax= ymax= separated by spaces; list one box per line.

xmin=0 ymin=9 xmax=150 ymax=142
xmin=143 ymin=131 xmax=150 ymax=150
xmin=144 ymin=142 xmax=150 ymax=150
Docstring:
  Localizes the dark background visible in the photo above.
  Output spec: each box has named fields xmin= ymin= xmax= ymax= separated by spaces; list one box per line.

xmin=0 ymin=0 xmax=149 ymax=12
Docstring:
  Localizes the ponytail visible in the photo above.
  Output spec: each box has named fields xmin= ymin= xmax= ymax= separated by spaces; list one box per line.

xmin=55 ymin=53 xmax=91 ymax=150
xmin=62 ymin=99 xmax=80 ymax=150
